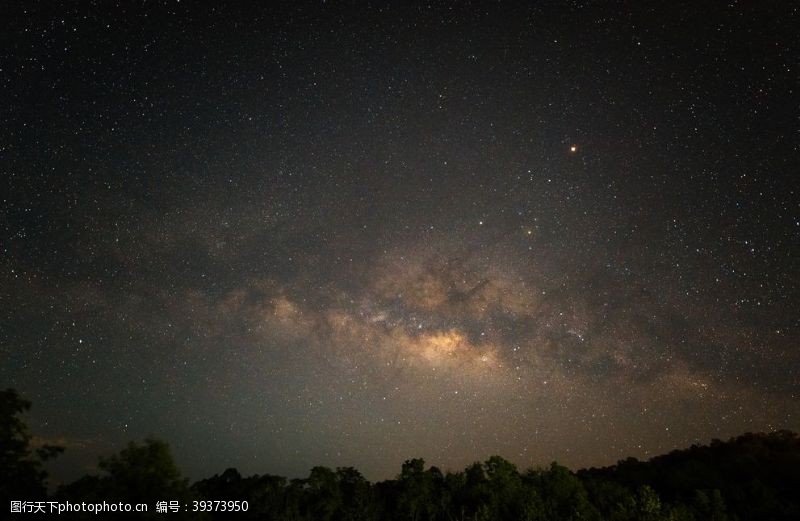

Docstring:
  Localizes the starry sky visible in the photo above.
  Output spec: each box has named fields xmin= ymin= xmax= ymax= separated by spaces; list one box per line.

xmin=2 ymin=2 xmax=799 ymax=485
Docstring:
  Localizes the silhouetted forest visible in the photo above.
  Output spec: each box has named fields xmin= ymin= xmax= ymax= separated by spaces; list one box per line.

xmin=3 ymin=388 xmax=799 ymax=520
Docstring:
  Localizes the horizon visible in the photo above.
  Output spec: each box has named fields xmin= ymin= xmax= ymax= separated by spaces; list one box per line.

xmin=27 ymin=411 xmax=797 ymax=487
xmin=39 ymin=421 xmax=787 ymax=487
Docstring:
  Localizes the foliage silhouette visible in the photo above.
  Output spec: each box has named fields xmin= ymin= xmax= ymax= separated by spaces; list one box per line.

xmin=0 ymin=388 xmax=63 ymax=506
xmin=56 ymin=438 xmax=197 ymax=519
xmin=4 ymin=389 xmax=799 ymax=520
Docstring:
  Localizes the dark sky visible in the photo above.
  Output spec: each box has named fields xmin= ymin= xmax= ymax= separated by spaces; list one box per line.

xmin=2 ymin=2 xmax=798 ymax=485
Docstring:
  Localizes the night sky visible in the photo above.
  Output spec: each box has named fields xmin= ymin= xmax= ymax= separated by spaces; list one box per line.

xmin=2 ymin=2 xmax=798 ymax=485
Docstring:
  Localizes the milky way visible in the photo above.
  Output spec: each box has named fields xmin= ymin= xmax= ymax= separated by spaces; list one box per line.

xmin=2 ymin=2 xmax=798 ymax=484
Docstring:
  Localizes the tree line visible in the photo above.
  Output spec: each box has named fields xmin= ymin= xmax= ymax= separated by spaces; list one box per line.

xmin=2 ymin=388 xmax=798 ymax=520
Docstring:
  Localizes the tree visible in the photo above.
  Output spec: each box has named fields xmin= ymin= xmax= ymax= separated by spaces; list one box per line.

xmin=460 ymin=462 xmax=490 ymax=520
xmin=305 ymin=466 xmax=342 ymax=521
xmin=0 ymin=388 xmax=63 ymax=503
xmin=484 ymin=456 xmax=523 ymax=520
xmin=396 ymin=458 xmax=433 ymax=521
xmin=58 ymin=437 xmax=196 ymax=519
xmin=691 ymin=489 xmax=728 ymax=521
xmin=336 ymin=466 xmax=374 ymax=521
xmin=635 ymin=485 xmax=663 ymax=521
xmin=99 ymin=438 xmax=190 ymax=501
xmin=530 ymin=463 xmax=600 ymax=521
